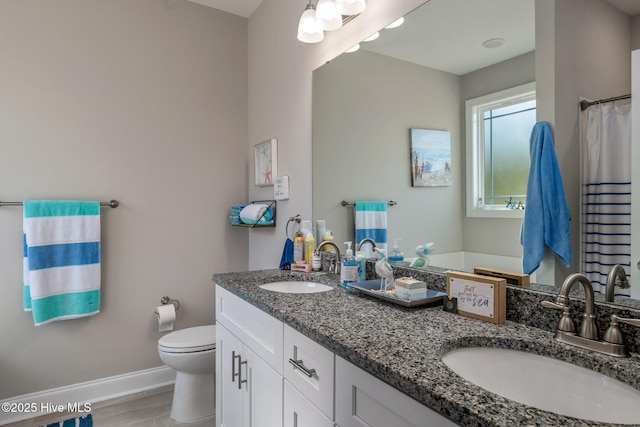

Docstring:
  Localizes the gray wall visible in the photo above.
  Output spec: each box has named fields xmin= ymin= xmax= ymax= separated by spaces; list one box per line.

xmin=0 ymin=0 xmax=248 ymax=398
xmin=632 ymin=14 xmax=640 ymax=50
xmin=312 ymin=50 xmax=463 ymax=254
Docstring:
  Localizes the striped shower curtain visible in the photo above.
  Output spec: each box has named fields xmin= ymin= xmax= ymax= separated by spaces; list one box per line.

xmin=581 ymin=102 xmax=631 ymax=297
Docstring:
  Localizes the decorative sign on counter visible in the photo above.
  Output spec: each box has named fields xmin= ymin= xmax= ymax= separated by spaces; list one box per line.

xmin=446 ymin=271 xmax=506 ymax=324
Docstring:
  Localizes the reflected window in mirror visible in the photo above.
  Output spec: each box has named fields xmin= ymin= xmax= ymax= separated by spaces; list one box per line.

xmin=466 ymin=82 xmax=536 ymax=218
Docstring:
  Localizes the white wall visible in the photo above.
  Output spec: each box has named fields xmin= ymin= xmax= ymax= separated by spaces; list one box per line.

xmin=0 ymin=0 xmax=248 ymax=398
xmin=247 ymin=0 xmax=427 ymax=270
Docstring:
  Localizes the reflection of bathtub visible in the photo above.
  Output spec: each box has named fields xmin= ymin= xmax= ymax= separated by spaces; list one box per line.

xmin=410 ymin=251 xmax=536 ymax=282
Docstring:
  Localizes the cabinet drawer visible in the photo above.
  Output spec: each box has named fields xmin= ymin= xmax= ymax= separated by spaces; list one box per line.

xmin=284 ymin=380 xmax=334 ymax=427
xmin=335 ymin=356 xmax=456 ymax=427
xmin=215 ymin=284 xmax=283 ymax=374
xmin=284 ymin=325 xmax=334 ymax=420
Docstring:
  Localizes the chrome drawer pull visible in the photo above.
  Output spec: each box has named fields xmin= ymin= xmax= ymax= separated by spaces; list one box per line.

xmin=238 ymin=359 xmax=248 ymax=389
xmin=232 ymin=351 xmax=241 ymax=383
xmin=288 ymin=358 xmax=316 ymax=378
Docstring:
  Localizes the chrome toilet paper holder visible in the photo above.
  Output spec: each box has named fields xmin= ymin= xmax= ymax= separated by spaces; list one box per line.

xmin=154 ymin=296 xmax=181 ymax=315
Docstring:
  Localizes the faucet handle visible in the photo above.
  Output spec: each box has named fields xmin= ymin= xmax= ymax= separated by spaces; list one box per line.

xmin=603 ymin=314 xmax=640 ymax=345
xmin=541 ymin=301 xmax=576 ymax=333
xmin=541 ymin=300 xmax=564 ymax=310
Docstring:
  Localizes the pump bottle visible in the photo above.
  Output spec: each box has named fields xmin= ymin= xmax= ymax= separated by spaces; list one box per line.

xmin=388 ymin=238 xmax=405 ymax=264
xmin=340 ymin=241 xmax=359 ymax=289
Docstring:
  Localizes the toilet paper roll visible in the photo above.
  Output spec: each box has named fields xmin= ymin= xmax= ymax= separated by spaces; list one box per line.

xmin=156 ymin=304 xmax=175 ymax=332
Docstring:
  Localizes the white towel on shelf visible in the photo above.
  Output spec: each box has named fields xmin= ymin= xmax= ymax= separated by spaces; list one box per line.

xmin=354 ymin=201 xmax=387 ymax=258
xmin=23 ymin=200 xmax=101 ymax=326
xmin=239 ymin=203 xmax=273 ymax=225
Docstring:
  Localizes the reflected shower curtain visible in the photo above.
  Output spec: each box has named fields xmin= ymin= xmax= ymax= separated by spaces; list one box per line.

xmin=581 ymin=102 xmax=631 ymax=297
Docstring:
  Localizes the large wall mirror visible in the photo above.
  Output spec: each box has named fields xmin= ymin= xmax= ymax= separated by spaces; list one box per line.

xmin=312 ymin=0 xmax=640 ymax=308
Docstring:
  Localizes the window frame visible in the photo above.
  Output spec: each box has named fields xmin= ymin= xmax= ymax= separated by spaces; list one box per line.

xmin=465 ymin=82 xmax=536 ymax=219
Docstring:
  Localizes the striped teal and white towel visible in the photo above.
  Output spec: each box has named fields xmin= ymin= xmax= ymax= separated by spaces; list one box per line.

xmin=23 ymin=201 xmax=101 ymax=326
xmin=355 ymin=201 xmax=387 ymax=258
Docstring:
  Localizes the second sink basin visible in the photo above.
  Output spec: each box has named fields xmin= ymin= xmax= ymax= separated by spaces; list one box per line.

xmin=442 ymin=346 xmax=640 ymax=424
xmin=259 ymin=281 xmax=334 ymax=294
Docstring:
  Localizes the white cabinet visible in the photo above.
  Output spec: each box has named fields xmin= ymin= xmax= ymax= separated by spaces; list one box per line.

xmin=215 ymin=286 xmax=284 ymax=427
xmin=215 ymin=284 xmax=457 ymax=427
xmin=335 ymin=356 xmax=457 ymax=427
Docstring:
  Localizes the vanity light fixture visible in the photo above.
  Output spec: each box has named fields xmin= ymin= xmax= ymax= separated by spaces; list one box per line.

xmin=363 ymin=31 xmax=379 ymax=42
xmin=336 ymin=0 xmax=366 ymax=16
xmin=385 ymin=17 xmax=404 ymax=29
xmin=297 ymin=0 xmax=366 ymax=44
xmin=345 ymin=43 xmax=360 ymax=53
xmin=297 ymin=1 xmax=324 ymax=43
xmin=316 ymin=0 xmax=343 ymax=31
xmin=482 ymin=38 xmax=505 ymax=48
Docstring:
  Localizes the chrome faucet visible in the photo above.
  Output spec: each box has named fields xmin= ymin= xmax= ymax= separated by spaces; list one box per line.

xmin=314 ymin=241 xmax=341 ymax=274
xmin=542 ymin=272 xmax=639 ymax=357
xmin=357 ymin=238 xmax=377 ymax=252
xmin=605 ymin=264 xmax=630 ymax=302
xmin=542 ymin=273 xmax=598 ymax=339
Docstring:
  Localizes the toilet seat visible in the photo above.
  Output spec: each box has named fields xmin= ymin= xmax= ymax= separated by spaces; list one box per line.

xmin=158 ymin=325 xmax=216 ymax=353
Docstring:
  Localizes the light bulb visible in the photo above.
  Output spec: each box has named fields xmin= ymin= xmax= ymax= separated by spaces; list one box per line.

xmin=316 ymin=0 xmax=342 ymax=31
xmin=385 ymin=17 xmax=404 ymax=29
xmin=335 ymin=0 xmax=366 ymax=16
xmin=297 ymin=3 xmax=324 ymax=43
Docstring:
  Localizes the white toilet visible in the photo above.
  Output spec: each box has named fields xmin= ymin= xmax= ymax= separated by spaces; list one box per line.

xmin=158 ymin=325 xmax=216 ymax=422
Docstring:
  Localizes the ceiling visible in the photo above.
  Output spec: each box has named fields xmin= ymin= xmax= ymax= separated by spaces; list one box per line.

xmin=188 ymin=0 xmax=640 ymax=20
xmin=360 ymin=0 xmax=535 ymax=76
xmin=186 ymin=0 xmax=264 ymax=17
xmin=605 ymin=0 xmax=640 ymax=16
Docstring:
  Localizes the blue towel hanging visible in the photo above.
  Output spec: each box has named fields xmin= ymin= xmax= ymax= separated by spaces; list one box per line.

xmin=521 ymin=122 xmax=571 ymax=274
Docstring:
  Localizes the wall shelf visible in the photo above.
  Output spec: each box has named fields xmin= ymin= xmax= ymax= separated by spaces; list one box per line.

xmin=230 ymin=200 xmax=276 ymax=228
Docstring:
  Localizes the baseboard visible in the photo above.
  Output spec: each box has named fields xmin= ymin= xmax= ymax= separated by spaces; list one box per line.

xmin=0 ymin=365 xmax=175 ymax=425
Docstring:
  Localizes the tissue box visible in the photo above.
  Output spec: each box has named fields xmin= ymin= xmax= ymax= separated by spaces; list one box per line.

xmin=394 ymin=277 xmax=427 ymax=300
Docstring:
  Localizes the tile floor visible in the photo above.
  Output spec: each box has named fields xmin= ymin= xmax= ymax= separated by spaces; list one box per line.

xmin=5 ymin=385 xmax=215 ymax=427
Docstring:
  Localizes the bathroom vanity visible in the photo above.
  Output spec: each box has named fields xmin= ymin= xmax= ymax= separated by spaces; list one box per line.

xmin=213 ymin=268 xmax=640 ymax=426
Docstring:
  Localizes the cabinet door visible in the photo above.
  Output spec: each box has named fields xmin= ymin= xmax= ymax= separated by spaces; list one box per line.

xmin=244 ymin=345 xmax=283 ymax=427
xmin=217 ymin=323 xmax=244 ymax=427
xmin=284 ymin=380 xmax=334 ymax=427
xmin=216 ymin=285 xmax=284 ymax=374
xmin=335 ymin=357 xmax=456 ymax=427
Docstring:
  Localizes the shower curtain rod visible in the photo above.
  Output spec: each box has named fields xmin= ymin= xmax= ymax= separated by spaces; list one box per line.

xmin=580 ymin=93 xmax=631 ymax=111
xmin=0 ymin=200 xmax=119 ymax=208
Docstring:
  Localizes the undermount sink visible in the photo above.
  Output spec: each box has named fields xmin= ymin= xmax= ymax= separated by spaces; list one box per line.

xmin=258 ymin=281 xmax=334 ymax=294
xmin=442 ymin=347 xmax=640 ymax=424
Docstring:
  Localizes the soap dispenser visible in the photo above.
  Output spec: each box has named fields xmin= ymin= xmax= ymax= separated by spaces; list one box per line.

xmin=388 ymin=238 xmax=404 ymax=264
xmin=340 ymin=242 xmax=359 ymax=289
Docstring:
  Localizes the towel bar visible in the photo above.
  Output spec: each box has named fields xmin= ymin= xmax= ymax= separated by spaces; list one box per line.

xmin=0 ymin=199 xmax=119 ymax=208
xmin=341 ymin=200 xmax=397 ymax=207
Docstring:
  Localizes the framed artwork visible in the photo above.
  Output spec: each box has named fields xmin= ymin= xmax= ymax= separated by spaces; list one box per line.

xmin=410 ymin=128 xmax=452 ymax=187
xmin=254 ymin=139 xmax=278 ymax=186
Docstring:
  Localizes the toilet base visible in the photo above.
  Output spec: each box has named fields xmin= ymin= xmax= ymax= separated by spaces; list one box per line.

xmin=170 ymin=372 xmax=215 ymax=422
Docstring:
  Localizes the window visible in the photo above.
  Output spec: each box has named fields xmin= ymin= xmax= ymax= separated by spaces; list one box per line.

xmin=466 ymin=82 xmax=536 ymax=218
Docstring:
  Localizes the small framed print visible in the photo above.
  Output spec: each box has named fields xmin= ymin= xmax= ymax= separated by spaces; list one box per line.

xmin=254 ymin=139 xmax=278 ymax=187
xmin=446 ymin=271 xmax=506 ymax=324
xmin=410 ymin=128 xmax=452 ymax=187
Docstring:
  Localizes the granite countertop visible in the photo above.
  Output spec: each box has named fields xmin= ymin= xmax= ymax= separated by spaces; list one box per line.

xmin=212 ymin=269 xmax=640 ymax=427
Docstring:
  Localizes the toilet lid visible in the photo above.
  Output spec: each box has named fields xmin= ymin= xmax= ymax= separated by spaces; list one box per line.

xmin=158 ymin=325 xmax=216 ymax=353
